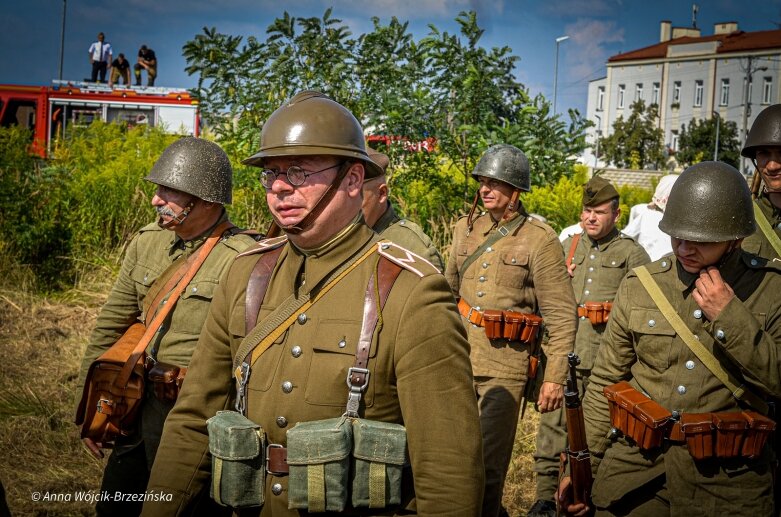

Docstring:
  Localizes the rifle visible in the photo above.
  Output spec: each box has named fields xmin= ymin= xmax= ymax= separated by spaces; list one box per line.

xmin=560 ymin=352 xmax=592 ymax=510
xmin=520 ymin=321 xmax=545 ymax=420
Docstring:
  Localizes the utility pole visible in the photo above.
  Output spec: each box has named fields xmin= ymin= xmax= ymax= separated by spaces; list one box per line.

xmin=740 ymin=56 xmax=768 ymax=172
xmin=594 ymin=114 xmax=602 ymax=168
xmin=58 ymin=0 xmax=67 ymax=80
xmin=553 ymin=36 xmax=569 ymax=115
xmin=713 ymin=111 xmax=720 ymax=161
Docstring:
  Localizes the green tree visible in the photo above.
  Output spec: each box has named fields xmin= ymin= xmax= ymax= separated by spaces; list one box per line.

xmin=599 ymin=100 xmax=665 ymax=169
xmin=677 ymin=115 xmax=740 ymax=168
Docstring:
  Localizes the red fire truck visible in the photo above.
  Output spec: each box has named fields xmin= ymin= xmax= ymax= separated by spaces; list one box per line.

xmin=0 ymin=80 xmax=199 ymax=157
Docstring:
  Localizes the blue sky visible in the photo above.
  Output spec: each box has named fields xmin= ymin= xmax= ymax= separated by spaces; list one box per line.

xmin=1 ymin=0 xmax=779 ymax=116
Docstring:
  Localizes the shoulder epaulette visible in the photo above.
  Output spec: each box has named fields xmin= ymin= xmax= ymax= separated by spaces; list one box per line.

xmin=635 ymin=255 xmax=674 ymax=276
xmin=236 ymin=235 xmax=288 ymax=258
xmin=139 ymin=221 xmax=163 ymax=233
xmin=377 ymin=241 xmax=441 ymax=277
xmin=742 ymin=252 xmax=781 ymax=271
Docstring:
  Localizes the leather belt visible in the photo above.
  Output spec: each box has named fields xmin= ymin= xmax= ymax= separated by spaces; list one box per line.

xmin=577 ymin=306 xmax=588 ymax=318
xmin=266 ymin=444 xmax=288 ymax=475
xmin=458 ymin=298 xmax=484 ymax=326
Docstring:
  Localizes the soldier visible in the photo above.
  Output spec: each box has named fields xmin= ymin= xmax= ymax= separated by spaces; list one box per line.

xmin=76 ymin=137 xmax=259 ymax=517
xmin=142 ymin=91 xmax=484 ymax=515
xmin=444 ymin=144 xmax=576 ymax=517
xmin=741 ymin=103 xmax=781 ymax=260
xmin=562 ymin=161 xmax=781 ymax=516
xmin=361 ymin=148 xmax=444 ymax=271
xmin=529 ymin=176 xmax=649 ymax=516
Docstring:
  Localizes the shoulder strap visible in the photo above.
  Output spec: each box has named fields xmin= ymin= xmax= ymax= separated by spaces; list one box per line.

xmin=566 ymin=232 xmax=582 ymax=268
xmin=753 ymin=202 xmax=781 ymax=258
xmin=345 ymin=256 xmax=403 ymax=417
xmin=458 ymin=214 xmax=526 ymax=278
xmin=634 ymin=265 xmax=769 ymax=415
xmin=232 ymin=241 xmax=380 ymax=413
xmin=245 ymin=246 xmax=285 ymax=334
xmin=113 ymin=220 xmax=233 ymax=391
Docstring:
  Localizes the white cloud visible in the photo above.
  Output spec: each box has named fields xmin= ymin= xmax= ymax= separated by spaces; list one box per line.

xmin=539 ymin=0 xmax=623 ymax=18
xmin=560 ymin=18 xmax=623 ymax=86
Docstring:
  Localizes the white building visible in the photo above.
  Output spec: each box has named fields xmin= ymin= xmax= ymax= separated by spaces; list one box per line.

xmin=583 ymin=21 xmax=781 ymax=173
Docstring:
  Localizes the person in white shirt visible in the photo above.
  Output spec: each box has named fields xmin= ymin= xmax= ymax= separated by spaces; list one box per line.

xmin=88 ymin=32 xmax=113 ymax=83
xmin=559 ymin=220 xmax=583 ymax=242
xmin=621 ymin=174 xmax=679 ymax=261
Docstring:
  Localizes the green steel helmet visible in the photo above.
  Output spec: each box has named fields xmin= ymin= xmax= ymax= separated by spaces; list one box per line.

xmin=659 ymin=161 xmax=755 ymax=242
xmin=242 ymin=91 xmax=383 ymax=179
xmin=471 ymin=144 xmax=530 ymax=192
xmin=742 ymin=104 xmax=781 ymax=159
xmin=144 ymin=137 xmax=232 ymax=204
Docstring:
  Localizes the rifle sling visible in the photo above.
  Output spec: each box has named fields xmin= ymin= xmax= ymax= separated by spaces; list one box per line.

xmin=753 ymin=202 xmax=781 ymax=258
xmin=458 ymin=214 xmax=525 ymax=279
xmin=635 ymin=265 xmax=769 ymax=415
xmin=566 ymin=232 xmax=582 ymax=268
xmin=112 ymin=221 xmax=233 ymax=390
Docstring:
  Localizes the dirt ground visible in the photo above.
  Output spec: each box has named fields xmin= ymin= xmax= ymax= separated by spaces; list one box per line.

xmin=0 ymin=287 xmax=540 ymax=516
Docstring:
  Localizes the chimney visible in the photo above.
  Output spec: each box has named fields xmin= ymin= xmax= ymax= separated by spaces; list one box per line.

xmin=672 ymin=26 xmax=701 ymax=39
xmin=714 ymin=21 xmax=738 ymax=35
xmin=660 ymin=20 xmax=672 ymax=42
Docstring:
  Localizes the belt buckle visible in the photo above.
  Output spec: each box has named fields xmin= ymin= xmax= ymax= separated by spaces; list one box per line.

xmin=467 ymin=306 xmax=481 ymax=325
xmin=266 ymin=443 xmax=287 ymax=476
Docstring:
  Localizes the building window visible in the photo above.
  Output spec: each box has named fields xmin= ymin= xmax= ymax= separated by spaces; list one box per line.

xmin=671 ymin=130 xmax=679 ymax=152
xmin=694 ymin=80 xmax=703 ymax=107
xmin=652 ymin=83 xmax=660 ymax=105
xmin=720 ymin=78 xmax=730 ymax=106
xmin=597 ymin=86 xmax=605 ymax=111
xmin=673 ymin=81 xmax=681 ymax=104
xmin=618 ymin=84 xmax=625 ymax=109
xmin=635 ymin=83 xmax=643 ymax=102
xmin=764 ymin=77 xmax=773 ymax=105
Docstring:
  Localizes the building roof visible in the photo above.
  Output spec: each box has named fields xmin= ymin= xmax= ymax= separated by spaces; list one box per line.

xmin=608 ymin=29 xmax=781 ymax=63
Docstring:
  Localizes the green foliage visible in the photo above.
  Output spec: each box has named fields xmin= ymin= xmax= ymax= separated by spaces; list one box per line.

xmin=182 ymin=9 xmax=590 ymax=195
xmin=523 ymin=165 xmax=589 ymax=233
xmin=677 ymin=115 xmax=740 ymax=168
xmin=599 ymin=101 xmax=665 ymax=169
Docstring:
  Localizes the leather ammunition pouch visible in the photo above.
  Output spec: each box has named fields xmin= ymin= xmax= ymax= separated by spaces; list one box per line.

xmin=604 ymin=382 xmax=777 ymax=460
xmin=147 ymin=361 xmax=187 ymax=402
xmin=207 ymin=410 xmax=265 ymax=508
xmin=457 ymin=299 xmax=542 ymax=343
xmin=603 ymin=381 xmax=671 ymax=450
xmin=74 ymin=323 xmax=147 ymax=445
xmin=577 ymin=301 xmax=613 ymax=325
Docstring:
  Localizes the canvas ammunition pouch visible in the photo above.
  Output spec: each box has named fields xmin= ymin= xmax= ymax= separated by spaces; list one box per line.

xmin=577 ymin=301 xmax=613 ymax=325
xmin=457 ymin=298 xmax=543 ymax=343
xmin=207 ymin=410 xmax=265 ymax=508
xmin=147 ymin=361 xmax=187 ymax=402
xmin=604 ymin=382 xmax=777 ymax=460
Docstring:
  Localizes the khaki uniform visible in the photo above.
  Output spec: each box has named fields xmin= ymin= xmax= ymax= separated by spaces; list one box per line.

xmin=533 ymin=229 xmax=649 ymax=500
xmin=743 ymin=194 xmax=781 ymax=260
xmin=371 ymin=203 xmax=444 ymax=272
xmin=583 ymin=250 xmax=781 ymax=516
xmin=143 ymin=222 xmax=484 ymax=516
xmin=444 ymin=211 xmax=576 ymax=516
xmin=77 ymin=213 xmax=257 ymax=516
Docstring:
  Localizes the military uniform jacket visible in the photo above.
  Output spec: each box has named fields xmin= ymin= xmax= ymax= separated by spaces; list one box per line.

xmin=371 ymin=203 xmax=444 ymax=272
xmin=142 ymin=222 xmax=484 ymax=516
xmin=583 ymin=251 xmax=781 ymax=514
xmin=77 ymin=213 xmax=258 ymax=387
xmin=444 ymin=211 xmax=576 ymax=384
xmin=743 ymin=194 xmax=781 ymax=260
xmin=563 ymin=228 xmax=649 ymax=370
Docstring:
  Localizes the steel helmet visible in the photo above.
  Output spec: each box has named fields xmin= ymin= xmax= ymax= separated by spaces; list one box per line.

xmin=742 ymin=104 xmax=781 ymax=159
xmin=471 ymin=144 xmax=531 ymax=192
xmin=659 ymin=161 xmax=755 ymax=242
xmin=145 ymin=137 xmax=232 ymax=204
xmin=243 ymin=91 xmax=383 ymax=179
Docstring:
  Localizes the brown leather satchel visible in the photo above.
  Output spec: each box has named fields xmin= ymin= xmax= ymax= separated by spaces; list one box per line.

xmin=74 ymin=221 xmax=232 ymax=445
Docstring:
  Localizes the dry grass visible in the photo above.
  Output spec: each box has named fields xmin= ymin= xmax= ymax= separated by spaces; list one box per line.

xmin=0 ymin=286 xmax=540 ymax=516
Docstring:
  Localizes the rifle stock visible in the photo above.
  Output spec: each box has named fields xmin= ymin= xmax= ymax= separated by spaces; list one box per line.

xmin=563 ymin=352 xmax=593 ymax=506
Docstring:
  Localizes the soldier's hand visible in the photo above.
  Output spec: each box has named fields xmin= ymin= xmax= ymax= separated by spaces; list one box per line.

xmin=537 ymin=381 xmax=563 ymax=413
xmin=82 ymin=437 xmax=104 ymax=459
xmin=692 ymin=266 xmax=734 ymax=321
xmin=567 ymin=262 xmax=577 ymax=277
xmin=557 ymin=476 xmax=591 ymax=517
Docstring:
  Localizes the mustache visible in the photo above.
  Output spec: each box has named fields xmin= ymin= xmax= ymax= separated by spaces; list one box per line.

xmin=156 ymin=206 xmax=177 ymax=218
